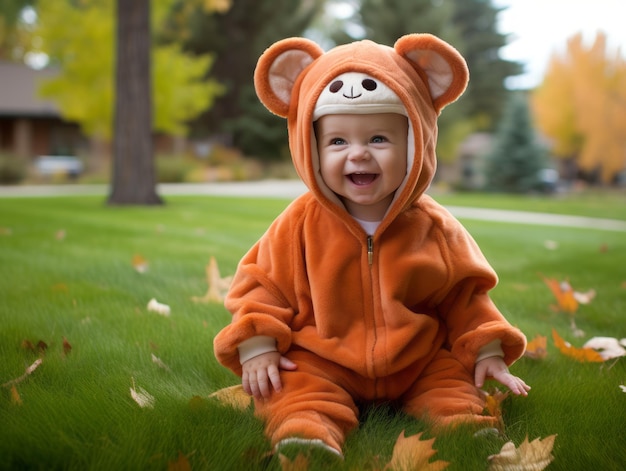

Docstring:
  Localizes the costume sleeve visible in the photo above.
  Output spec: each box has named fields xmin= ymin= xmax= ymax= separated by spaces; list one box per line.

xmin=213 ymin=200 xmax=304 ymax=376
xmin=432 ymin=214 xmax=527 ymax=372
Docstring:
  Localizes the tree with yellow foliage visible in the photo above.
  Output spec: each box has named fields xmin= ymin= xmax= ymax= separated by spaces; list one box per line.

xmin=532 ymin=32 xmax=626 ymax=184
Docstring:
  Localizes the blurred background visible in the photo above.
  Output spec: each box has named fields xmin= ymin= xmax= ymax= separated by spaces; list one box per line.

xmin=0 ymin=0 xmax=624 ymax=197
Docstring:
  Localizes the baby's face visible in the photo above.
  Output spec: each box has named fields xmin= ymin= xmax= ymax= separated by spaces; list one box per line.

xmin=316 ymin=113 xmax=408 ymax=222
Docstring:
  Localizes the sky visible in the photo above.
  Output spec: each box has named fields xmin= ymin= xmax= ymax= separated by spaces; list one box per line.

xmin=493 ymin=0 xmax=626 ymax=88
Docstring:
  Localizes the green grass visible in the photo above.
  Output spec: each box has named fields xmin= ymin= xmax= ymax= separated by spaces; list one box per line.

xmin=1 ymin=193 xmax=625 ymax=470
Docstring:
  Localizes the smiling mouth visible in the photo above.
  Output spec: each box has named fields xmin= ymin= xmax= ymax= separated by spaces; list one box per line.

xmin=348 ymin=173 xmax=378 ymax=185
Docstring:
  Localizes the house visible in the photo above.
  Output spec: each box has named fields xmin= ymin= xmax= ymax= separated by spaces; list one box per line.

xmin=0 ymin=61 xmax=84 ymax=161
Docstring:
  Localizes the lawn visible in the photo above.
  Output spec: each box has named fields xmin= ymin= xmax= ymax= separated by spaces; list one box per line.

xmin=1 ymin=192 xmax=625 ymax=470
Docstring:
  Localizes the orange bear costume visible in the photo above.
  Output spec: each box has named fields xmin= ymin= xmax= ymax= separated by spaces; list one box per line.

xmin=214 ymin=34 xmax=527 ymax=455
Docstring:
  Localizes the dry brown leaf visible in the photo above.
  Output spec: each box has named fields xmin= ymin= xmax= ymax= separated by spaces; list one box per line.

xmin=552 ymin=329 xmax=605 ymax=363
xmin=63 ymin=337 xmax=72 ymax=356
xmin=191 ymin=256 xmax=232 ymax=304
xmin=147 ymin=298 xmax=171 ymax=316
xmin=2 ymin=358 xmax=43 ymax=388
xmin=208 ymin=384 xmax=252 ymax=410
xmin=487 ymin=435 xmax=556 ymax=471
xmin=151 ymin=353 xmax=171 ymax=371
xmin=385 ymin=431 xmax=449 ymax=471
xmin=55 ymin=229 xmax=66 ymax=240
xmin=168 ymin=451 xmax=191 ymax=471
xmin=130 ymin=378 xmax=155 ymax=408
xmin=10 ymin=385 xmax=22 ymax=405
xmin=132 ymin=254 xmax=149 ymax=273
xmin=523 ymin=335 xmax=548 ymax=360
xmin=279 ymin=452 xmax=310 ymax=471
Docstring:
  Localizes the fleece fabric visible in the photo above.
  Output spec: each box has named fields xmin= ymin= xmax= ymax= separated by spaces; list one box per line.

xmin=213 ymin=34 xmax=527 ymax=451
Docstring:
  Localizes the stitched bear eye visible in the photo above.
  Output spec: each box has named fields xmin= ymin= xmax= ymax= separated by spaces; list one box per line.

xmin=329 ymin=80 xmax=343 ymax=93
xmin=362 ymin=79 xmax=377 ymax=91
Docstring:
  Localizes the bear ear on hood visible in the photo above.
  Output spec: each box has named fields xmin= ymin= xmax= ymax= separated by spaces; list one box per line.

xmin=394 ymin=33 xmax=469 ymax=114
xmin=254 ymin=37 xmax=324 ymax=118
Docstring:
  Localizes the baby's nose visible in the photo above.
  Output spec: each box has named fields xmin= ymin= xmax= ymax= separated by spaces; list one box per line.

xmin=348 ymin=144 xmax=370 ymax=161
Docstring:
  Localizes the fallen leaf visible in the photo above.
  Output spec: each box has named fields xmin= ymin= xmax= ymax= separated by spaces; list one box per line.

xmin=582 ymin=337 xmax=626 ymax=360
xmin=132 ymin=254 xmax=149 ymax=273
xmin=483 ymin=388 xmax=509 ymax=432
xmin=191 ymin=256 xmax=232 ymax=304
xmin=2 ymin=358 xmax=43 ymax=388
xmin=572 ymin=289 xmax=596 ymax=305
xmin=385 ymin=431 xmax=449 ymax=471
xmin=55 ymin=229 xmax=66 ymax=240
xmin=151 ymin=353 xmax=171 ymax=371
xmin=279 ymin=452 xmax=310 ymax=471
xmin=63 ymin=337 xmax=72 ymax=356
xmin=208 ymin=384 xmax=252 ymax=410
xmin=543 ymin=240 xmax=558 ymax=250
xmin=619 ymin=385 xmax=626 ymax=393
xmin=130 ymin=378 xmax=155 ymax=408
xmin=10 ymin=385 xmax=22 ymax=405
xmin=0 ymin=227 xmax=12 ymax=235
xmin=541 ymin=276 xmax=578 ymax=314
xmin=552 ymin=329 xmax=605 ymax=363
xmin=147 ymin=298 xmax=171 ymax=316
xmin=523 ymin=335 xmax=547 ymax=360
xmin=21 ymin=339 xmax=36 ymax=353
xmin=36 ymin=340 xmax=48 ymax=353
xmin=168 ymin=451 xmax=191 ymax=471
xmin=487 ymin=435 xmax=556 ymax=471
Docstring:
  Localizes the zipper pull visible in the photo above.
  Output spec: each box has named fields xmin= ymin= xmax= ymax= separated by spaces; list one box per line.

xmin=367 ymin=236 xmax=374 ymax=265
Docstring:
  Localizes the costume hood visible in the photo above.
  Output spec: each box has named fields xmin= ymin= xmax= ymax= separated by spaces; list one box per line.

xmin=254 ymin=34 xmax=468 ymax=225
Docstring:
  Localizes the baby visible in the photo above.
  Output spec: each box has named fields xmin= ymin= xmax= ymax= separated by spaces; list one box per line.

xmin=214 ymin=34 xmax=529 ymax=458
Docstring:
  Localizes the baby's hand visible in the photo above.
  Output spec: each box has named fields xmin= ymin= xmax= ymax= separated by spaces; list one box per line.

xmin=241 ymin=352 xmax=297 ymax=400
xmin=475 ymin=356 xmax=530 ymax=396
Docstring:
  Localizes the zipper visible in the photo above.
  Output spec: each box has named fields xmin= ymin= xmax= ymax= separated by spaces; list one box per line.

xmin=367 ymin=235 xmax=374 ymax=265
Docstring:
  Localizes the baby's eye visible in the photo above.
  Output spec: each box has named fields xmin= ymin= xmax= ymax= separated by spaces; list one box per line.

xmin=330 ymin=137 xmax=346 ymax=145
xmin=371 ymin=135 xmax=387 ymax=143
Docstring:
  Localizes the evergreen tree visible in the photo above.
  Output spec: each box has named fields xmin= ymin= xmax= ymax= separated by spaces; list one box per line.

xmin=450 ymin=0 xmax=522 ymax=131
xmin=161 ymin=0 xmax=325 ymax=160
xmin=485 ymin=93 xmax=547 ymax=193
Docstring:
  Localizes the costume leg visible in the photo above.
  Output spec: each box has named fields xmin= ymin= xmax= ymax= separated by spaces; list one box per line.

xmin=254 ymin=352 xmax=359 ymax=454
xmin=400 ymin=349 xmax=497 ymax=429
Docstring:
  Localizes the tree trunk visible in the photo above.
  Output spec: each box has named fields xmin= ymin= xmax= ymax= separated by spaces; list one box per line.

xmin=108 ymin=0 xmax=162 ymax=205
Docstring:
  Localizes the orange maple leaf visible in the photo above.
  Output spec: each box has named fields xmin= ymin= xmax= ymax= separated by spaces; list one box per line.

xmin=551 ymin=329 xmax=605 ymax=363
xmin=488 ymin=434 xmax=556 ymax=471
xmin=385 ymin=431 xmax=449 ymax=471
xmin=132 ymin=254 xmax=149 ymax=273
xmin=523 ymin=335 xmax=548 ymax=360
xmin=541 ymin=276 xmax=578 ymax=314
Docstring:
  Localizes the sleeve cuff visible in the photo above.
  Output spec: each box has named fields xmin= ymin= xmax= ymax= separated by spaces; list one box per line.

xmin=476 ymin=339 xmax=504 ymax=363
xmin=237 ymin=335 xmax=277 ymax=364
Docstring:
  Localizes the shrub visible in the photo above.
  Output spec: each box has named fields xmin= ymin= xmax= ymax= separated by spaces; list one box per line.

xmin=0 ymin=153 xmax=27 ymax=184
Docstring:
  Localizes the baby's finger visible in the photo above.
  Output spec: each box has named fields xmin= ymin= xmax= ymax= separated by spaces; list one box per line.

xmin=268 ymin=363 xmax=283 ymax=393
xmin=242 ymin=372 xmax=252 ymax=396
xmin=257 ymin=370 xmax=271 ymax=399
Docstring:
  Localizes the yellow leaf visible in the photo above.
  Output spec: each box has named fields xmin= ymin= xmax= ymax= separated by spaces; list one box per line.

xmin=523 ymin=335 xmax=547 ymax=360
xmin=487 ymin=435 xmax=556 ymax=471
xmin=483 ymin=388 xmax=509 ymax=432
xmin=10 ymin=385 xmax=22 ymax=405
xmin=552 ymin=329 xmax=605 ymax=363
xmin=191 ymin=256 xmax=232 ymax=304
xmin=385 ymin=431 xmax=449 ymax=471
xmin=208 ymin=384 xmax=251 ymax=410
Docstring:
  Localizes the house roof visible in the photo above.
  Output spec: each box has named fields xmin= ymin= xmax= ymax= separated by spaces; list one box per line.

xmin=0 ymin=61 xmax=60 ymax=117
